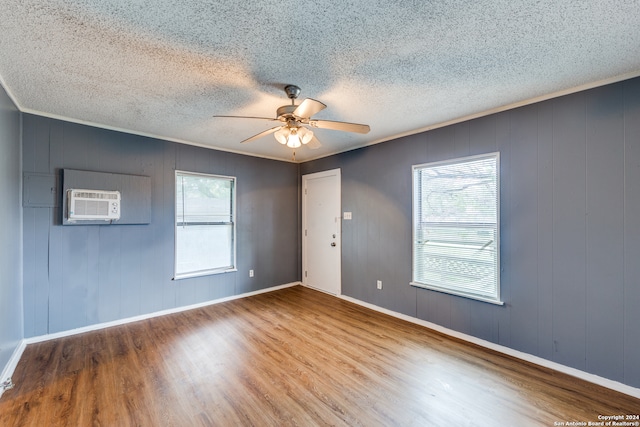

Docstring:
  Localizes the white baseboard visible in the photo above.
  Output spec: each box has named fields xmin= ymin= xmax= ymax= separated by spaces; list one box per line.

xmin=334 ymin=291 xmax=640 ymax=400
xmin=25 ymin=282 xmax=300 ymax=345
xmin=13 ymin=282 xmax=640 ymax=401
xmin=0 ymin=339 xmax=26 ymax=399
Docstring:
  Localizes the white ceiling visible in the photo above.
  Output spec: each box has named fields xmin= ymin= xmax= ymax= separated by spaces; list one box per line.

xmin=1 ymin=1 xmax=639 ymax=162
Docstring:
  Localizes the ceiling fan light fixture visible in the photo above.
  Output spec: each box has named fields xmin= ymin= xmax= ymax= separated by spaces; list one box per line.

xmin=286 ymin=128 xmax=302 ymax=148
xmin=274 ymin=127 xmax=289 ymax=145
xmin=299 ymin=127 xmax=314 ymax=144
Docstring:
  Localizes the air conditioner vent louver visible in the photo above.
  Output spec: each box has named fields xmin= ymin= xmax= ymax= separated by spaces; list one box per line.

xmin=67 ymin=189 xmax=120 ymax=221
xmin=74 ymin=191 xmax=119 ymax=200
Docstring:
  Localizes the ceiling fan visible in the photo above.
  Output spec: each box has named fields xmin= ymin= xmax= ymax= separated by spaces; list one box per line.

xmin=213 ymin=85 xmax=370 ymax=150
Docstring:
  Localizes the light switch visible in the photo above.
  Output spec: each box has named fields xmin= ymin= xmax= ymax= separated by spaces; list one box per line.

xmin=343 ymin=212 xmax=352 ymax=220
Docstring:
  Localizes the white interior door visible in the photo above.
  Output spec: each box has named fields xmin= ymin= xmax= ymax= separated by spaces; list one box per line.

xmin=302 ymin=169 xmax=341 ymax=295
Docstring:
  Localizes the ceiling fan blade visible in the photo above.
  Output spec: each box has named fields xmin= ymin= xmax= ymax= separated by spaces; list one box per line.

xmin=241 ymin=126 xmax=282 ymax=144
xmin=309 ymin=119 xmax=370 ymax=134
xmin=306 ymin=136 xmax=322 ymax=150
xmin=293 ymin=98 xmax=327 ymax=119
xmin=213 ymin=115 xmax=278 ymax=121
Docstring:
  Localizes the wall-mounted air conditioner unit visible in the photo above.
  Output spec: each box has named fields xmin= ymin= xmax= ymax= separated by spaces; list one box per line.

xmin=67 ymin=189 xmax=121 ymax=221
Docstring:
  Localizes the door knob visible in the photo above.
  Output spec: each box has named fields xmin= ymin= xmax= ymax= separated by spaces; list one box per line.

xmin=331 ymin=242 xmax=336 ymax=247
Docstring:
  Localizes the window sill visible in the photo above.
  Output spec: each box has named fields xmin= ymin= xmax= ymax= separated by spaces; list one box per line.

xmin=410 ymin=281 xmax=504 ymax=306
xmin=174 ymin=267 xmax=237 ymax=281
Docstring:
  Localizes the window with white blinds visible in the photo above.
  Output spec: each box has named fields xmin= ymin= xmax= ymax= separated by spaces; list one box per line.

xmin=175 ymin=171 xmax=236 ymax=279
xmin=411 ymin=153 xmax=501 ymax=304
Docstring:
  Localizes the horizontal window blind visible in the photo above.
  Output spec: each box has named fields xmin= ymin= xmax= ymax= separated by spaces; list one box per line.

xmin=412 ymin=153 xmax=501 ymax=304
xmin=175 ymin=172 xmax=236 ymax=278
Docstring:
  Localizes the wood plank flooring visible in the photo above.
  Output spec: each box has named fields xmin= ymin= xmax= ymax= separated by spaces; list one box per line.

xmin=1 ymin=285 xmax=639 ymax=426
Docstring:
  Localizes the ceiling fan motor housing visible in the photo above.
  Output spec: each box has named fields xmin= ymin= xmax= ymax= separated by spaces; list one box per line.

xmin=284 ymin=85 xmax=301 ymax=100
xmin=276 ymin=104 xmax=298 ymax=119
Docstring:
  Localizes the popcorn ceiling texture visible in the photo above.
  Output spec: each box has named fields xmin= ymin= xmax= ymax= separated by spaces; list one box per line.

xmin=1 ymin=0 xmax=639 ymax=161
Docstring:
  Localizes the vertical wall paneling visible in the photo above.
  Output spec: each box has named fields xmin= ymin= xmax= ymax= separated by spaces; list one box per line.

xmin=374 ymin=136 xmax=419 ymax=315
xmin=61 ymin=226 xmax=90 ymax=330
xmin=22 ymin=115 xmax=57 ymax=335
xmin=495 ymin=111 xmax=511 ymax=346
xmin=364 ymin=149 xmax=383 ymax=307
xmin=0 ymin=83 xmax=23 ymax=376
xmin=551 ymin=92 xmax=588 ymax=370
xmin=341 ymin=152 xmax=368 ymax=301
xmin=20 ymin=115 xmax=37 ymax=174
xmin=22 ymin=208 xmax=35 ymax=336
xmin=22 ymin=115 xmax=299 ymax=338
xmin=340 ymin=171 xmax=356 ymax=297
xmin=468 ymin=115 xmax=499 ymax=156
xmin=24 ymin=116 xmax=50 ymax=173
xmin=32 ymin=208 xmax=50 ymax=336
xmin=453 ymin=121 xmax=471 ymax=158
xmin=235 ymin=155 xmax=256 ymax=296
xmin=121 ymin=226 xmax=143 ymax=319
xmin=508 ymin=104 xmax=540 ymax=355
xmin=255 ymin=160 xmax=277 ymax=292
xmin=300 ymin=77 xmax=640 ymax=389
xmin=136 ymin=143 xmax=165 ymax=314
xmin=585 ymin=84 xmax=625 ymax=382
xmin=85 ymin=226 xmax=101 ymax=325
xmin=536 ymin=102 xmax=555 ymax=360
xmin=623 ymin=78 xmax=640 ymax=387
xmin=97 ymin=225 xmax=122 ymax=322
xmin=49 ymin=120 xmax=64 ymax=173
xmin=160 ymin=142 xmax=178 ymax=311
xmin=448 ymin=298 xmax=472 ymax=337
xmin=47 ymin=221 xmax=64 ymax=333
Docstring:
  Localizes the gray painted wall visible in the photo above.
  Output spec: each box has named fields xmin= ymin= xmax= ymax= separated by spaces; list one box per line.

xmin=22 ymin=114 xmax=299 ymax=337
xmin=0 ymin=85 xmax=23 ymax=374
xmin=301 ymin=77 xmax=640 ymax=389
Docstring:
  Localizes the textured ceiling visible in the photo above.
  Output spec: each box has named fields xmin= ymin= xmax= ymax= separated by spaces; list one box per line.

xmin=1 ymin=0 xmax=639 ymax=162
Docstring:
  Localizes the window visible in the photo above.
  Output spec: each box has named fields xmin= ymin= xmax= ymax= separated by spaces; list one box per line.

xmin=175 ymin=171 xmax=236 ymax=279
xmin=411 ymin=153 xmax=501 ymax=304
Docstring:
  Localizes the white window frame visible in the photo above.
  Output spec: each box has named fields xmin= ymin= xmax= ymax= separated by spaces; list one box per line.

xmin=174 ymin=170 xmax=237 ymax=279
xmin=411 ymin=153 xmax=502 ymax=305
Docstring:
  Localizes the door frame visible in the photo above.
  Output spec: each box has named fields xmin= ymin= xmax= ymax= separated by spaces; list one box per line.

xmin=302 ymin=168 xmax=342 ymax=295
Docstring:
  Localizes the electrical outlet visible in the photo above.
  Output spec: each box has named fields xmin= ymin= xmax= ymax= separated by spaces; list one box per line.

xmin=376 ymin=280 xmax=382 ymax=290
xmin=249 ymin=269 xmax=254 ymax=278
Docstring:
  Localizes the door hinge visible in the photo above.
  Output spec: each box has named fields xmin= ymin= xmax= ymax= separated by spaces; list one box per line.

xmin=305 ymin=229 xmax=307 ymax=236
xmin=305 ymin=271 xmax=308 ymax=278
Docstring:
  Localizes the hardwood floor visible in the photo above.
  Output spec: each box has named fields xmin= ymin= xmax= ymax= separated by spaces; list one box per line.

xmin=1 ymin=285 xmax=639 ymax=426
